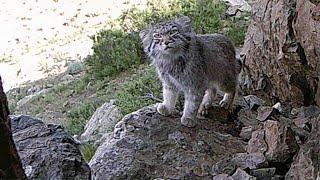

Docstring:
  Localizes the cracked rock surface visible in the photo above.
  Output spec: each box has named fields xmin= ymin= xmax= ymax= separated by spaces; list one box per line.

xmin=240 ymin=0 xmax=320 ymax=107
xmin=89 ymin=105 xmax=246 ymax=179
xmin=11 ymin=115 xmax=91 ymax=180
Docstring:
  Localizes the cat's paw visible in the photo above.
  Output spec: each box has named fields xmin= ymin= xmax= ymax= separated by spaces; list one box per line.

xmin=219 ymin=100 xmax=232 ymax=112
xmin=219 ymin=99 xmax=231 ymax=109
xmin=197 ymin=102 xmax=212 ymax=117
xmin=181 ymin=116 xmax=196 ymax=127
xmin=157 ymin=103 xmax=172 ymax=116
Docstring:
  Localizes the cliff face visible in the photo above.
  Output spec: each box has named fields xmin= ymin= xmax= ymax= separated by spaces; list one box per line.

xmin=0 ymin=77 xmax=26 ymax=179
xmin=240 ymin=0 xmax=320 ymax=107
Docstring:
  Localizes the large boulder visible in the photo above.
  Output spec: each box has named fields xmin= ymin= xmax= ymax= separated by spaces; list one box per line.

xmin=11 ymin=115 xmax=91 ymax=180
xmin=80 ymin=102 xmax=123 ymax=143
xmin=240 ymin=0 xmax=320 ymax=107
xmin=89 ymin=105 xmax=247 ymax=179
xmin=221 ymin=0 xmax=252 ymax=16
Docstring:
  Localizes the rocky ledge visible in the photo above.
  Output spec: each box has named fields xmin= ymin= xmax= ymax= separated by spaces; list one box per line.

xmin=89 ymin=105 xmax=247 ymax=179
xmin=11 ymin=115 xmax=91 ymax=180
xmin=89 ymin=100 xmax=320 ymax=179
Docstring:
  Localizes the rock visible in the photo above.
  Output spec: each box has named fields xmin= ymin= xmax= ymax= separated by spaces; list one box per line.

xmin=93 ymin=132 xmax=113 ymax=147
xmin=291 ymin=108 xmax=299 ymax=116
xmin=244 ymin=95 xmax=264 ymax=111
xmin=80 ymin=102 xmax=123 ymax=143
xmin=11 ymin=115 xmax=91 ymax=179
xmin=285 ymin=116 xmax=320 ymax=180
xmin=296 ymin=105 xmax=320 ymax=119
xmin=272 ymin=102 xmax=282 ymax=113
xmin=312 ymin=4 xmax=320 ymax=21
xmin=89 ymin=105 xmax=247 ymax=179
xmin=271 ymin=175 xmax=285 ymax=180
xmin=232 ymin=168 xmax=256 ymax=180
xmin=26 ymin=86 xmax=41 ymax=95
xmin=16 ymin=89 xmax=49 ymax=109
xmin=213 ymin=174 xmax=234 ymax=180
xmin=212 ymin=152 xmax=267 ymax=175
xmin=293 ymin=116 xmax=310 ymax=130
xmin=264 ymin=120 xmax=299 ymax=163
xmin=238 ymin=109 xmax=259 ymax=128
xmin=239 ymin=126 xmax=253 ymax=141
xmin=60 ymin=74 xmax=74 ymax=82
xmin=250 ymin=168 xmax=276 ymax=180
xmin=256 ymin=106 xmax=277 ymax=122
xmin=222 ymin=0 xmax=252 ymax=16
xmin=293 ymin=106 xmax=320 ymax=131
xmin=232 ymin=153 xmax=267 ymax=170
xmin=310 ymin=0 xmax=320 ymax=5
xmin=246 ymin=129 xmax=267 ymax=154
xmin=239 ymin=0 xmax=320 ymax=107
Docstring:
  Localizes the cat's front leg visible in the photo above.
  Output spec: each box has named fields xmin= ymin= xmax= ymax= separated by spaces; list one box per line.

xmin=157 ymin=83 xmax=179 ymax=116
xmin=181 ymin=90 xmax=202 ymax=127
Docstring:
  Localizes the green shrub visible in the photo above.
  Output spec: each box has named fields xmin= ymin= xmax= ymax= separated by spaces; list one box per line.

xmin=85 ymin=30 xmax=143 ymax=80
xmin=80 ymin=142 xmax=97 ymax=162
xmin=225 ymin=15 xmax=250 ymax=46
xmin=67 ymin=62 xmax=85 ymax=75
xmin=118 ymin=0 xmax=248 ymax=44
xmin=118 ymin=0 xmax=226 ymax=33
xmin=73 ymin=75 xmax=90 ymax=93
xmin=114 ymin=67 xmax=162 ymax=115
xmin=65 ymin=101 xmax=100 ymax=135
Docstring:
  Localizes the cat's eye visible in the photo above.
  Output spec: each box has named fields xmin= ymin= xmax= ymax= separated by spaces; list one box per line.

xmin=153 ymin=33 xmax=161 ymax=39
xmin=170 ymin=29 xmax=178 ymax=35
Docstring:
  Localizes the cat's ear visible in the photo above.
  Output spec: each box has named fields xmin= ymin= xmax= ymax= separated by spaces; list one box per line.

xmin=175 ymin=16 xmax=191 ymax=33
xmin=139 ymin=30 xmax=149 ymax=40
xmin=139 ymin=24 xmax=152 ymax=40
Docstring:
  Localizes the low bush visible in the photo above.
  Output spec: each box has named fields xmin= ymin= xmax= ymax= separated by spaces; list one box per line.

xmin=85 ymin=30 xmax=143 ymax=80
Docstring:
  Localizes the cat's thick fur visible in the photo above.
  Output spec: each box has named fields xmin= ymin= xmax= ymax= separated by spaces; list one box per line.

xmin=140 ymin=16 xmax=240 ymax=127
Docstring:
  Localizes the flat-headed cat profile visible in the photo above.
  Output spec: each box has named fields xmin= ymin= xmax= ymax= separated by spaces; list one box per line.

xmin=140 ymin=16 xmax=240 ymax=127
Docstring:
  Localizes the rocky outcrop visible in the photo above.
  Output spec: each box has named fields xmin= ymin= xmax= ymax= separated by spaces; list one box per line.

xmin=285 ymin=115 xmax=320 ymax=179
xmin=11 ymin=115 xmax=91 ymax=180
xmin=89 ymin=105 xmax=247 ymax=179
xmin=240 ymin=0 xmax=320 ymax=107
xmin=80 ymin=102 xmax=123 ymax=144
xmin=87 ymin=95 xmax=320 ymax=179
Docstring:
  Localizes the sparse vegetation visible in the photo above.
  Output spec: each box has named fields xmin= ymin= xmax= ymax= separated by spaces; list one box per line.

xmin=80 ymin=142 xmax=97 ymax=163
xmin=114 ymin=66 xmax=161 ymax=115
xmin=116 ymin=0 xmax=248 ymax=45
xmin=85 ymin=30 xmax=143 ymax=80
xmin=65 ymin=101 xmax=100 ymax=135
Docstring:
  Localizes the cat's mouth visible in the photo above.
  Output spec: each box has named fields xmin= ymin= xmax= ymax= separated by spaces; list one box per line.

xmin=164 ymin=46 xmax=174 ymax=50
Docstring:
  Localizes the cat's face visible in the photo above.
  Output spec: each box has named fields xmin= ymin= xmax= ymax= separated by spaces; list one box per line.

xmin=140 ymin=16 xmax=192 ymax=57
xmin=151 ymin=22 xmax=190 ymax=53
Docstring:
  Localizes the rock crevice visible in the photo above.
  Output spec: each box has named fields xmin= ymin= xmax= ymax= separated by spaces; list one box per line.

xmin=240 ymin=0 xmax=320 ymax=107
